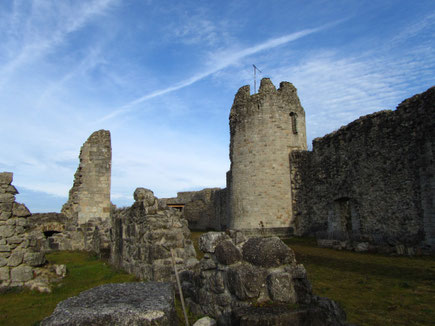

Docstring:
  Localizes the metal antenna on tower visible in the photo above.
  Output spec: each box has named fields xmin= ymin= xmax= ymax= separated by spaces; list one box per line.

xmin=253 ymin=64 xmax=262 ymax=93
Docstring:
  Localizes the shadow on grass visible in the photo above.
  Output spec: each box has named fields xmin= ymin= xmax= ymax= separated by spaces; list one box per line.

xmin=297 ymin=252 xmax=435 ymax=282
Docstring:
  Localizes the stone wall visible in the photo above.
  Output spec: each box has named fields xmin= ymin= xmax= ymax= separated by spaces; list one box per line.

xmin=228 ymin=78 xmax=307 ymax=234
xmin=0 ymin=172 xmax=46 ymax=288
xmin=27 ymin=212 xmax=111 ymax=255
xmin=62 ymin=130 xmax=111 ymax=224
xmin=291 ymin=86 xmax=435 ymax=252
xmin=110 ymin=188 xmax=198 ymax=282
xmin=163 ymin=187 xmax=228 ymax=231
xmin=54 ymin=129 xmax=112 ymax=254
xmin=182 ymin=231 xmax=348 ymax=325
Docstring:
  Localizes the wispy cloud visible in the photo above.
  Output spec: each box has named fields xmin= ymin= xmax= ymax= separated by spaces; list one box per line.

xmin=389 ymin=11 xmax=435 ymax=47
xmin=0 ymin=0 xmax=116 ymax=89
xmin=270 ymin=45 xmax=435 ymax=144
xmin=98 ymin=21 xmax=342 ymax=122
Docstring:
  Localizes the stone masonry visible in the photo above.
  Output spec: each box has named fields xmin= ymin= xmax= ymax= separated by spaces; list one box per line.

xmin=228 ymin=78 xmax=307 ymax=234
xmin=163 ymin=187 xmax=228 ymax=231
xmin=182 ymin=231 xmax=348 ymax=325
xmin=54 ymin=130 xmax=112 ymax=254
xmin=0 ymin=172 xmax=46 ymax=288
xmin=62 ymin=130 xmax=111 ymax=224
xmin=290 ymin=86 xmax=435 ymax=252
xmin=110 ymin=188 xmax=198 ymax=282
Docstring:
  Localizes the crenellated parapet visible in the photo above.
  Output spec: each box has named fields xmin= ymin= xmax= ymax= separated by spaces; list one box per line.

xmin=228 ymin=78 xmax=307 ymax=233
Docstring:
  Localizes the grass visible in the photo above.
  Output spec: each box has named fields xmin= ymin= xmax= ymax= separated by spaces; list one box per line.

xmin=0 ymin=251 xmax=137 ymax=326
xmin=1 ymin=236 xmax=434 ymax=326
xmin=283 ymin=237 xmax=435 ymax=326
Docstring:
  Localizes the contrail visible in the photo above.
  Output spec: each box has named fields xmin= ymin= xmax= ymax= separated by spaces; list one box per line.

xmin=98 ymin=20 xmax=343 ymax=122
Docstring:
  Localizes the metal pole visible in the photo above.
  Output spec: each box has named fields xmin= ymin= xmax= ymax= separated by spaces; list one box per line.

xmin=171 ymin=249 xmax=189 ymax=326
xmin=253 ymin=64 xmax=256 ymax=94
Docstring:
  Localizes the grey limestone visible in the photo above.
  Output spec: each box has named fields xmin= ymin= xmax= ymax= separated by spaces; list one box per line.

xmin=183 ymin=231 xmax=348 ymax=325
xmin=41 ymin=282 xmax=177 ymax=326
xmin=228 ymin=78 xmax=307 ymax=233
xmin=291 ymin=86 xmax=435 ymax=252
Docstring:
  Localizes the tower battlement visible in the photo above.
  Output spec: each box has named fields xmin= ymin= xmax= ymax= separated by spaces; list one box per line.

xmin=228 ymin=78 xmax=307 ymax=232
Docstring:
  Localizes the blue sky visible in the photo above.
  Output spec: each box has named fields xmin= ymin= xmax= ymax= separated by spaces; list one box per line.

xmin=0 ymin=0 xmax=434 ymax=212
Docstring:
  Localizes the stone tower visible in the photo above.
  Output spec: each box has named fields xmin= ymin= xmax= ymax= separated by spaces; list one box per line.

xmin=228 ymin=78 xmax=307 ymax=234
xmin=62 ymin=130 xmax=111 ymax=224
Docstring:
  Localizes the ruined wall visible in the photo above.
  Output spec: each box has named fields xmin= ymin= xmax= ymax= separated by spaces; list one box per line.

xmin=54 ymin=130 xmax=112 ymax=254
xmin=228 ymin=78 xmax=307 ymax=233
xmin=291 ymin=86 xmax=435 ymax=252
xmin=164 ymin=187 xmax=228 ymax=231
xmin=110 ymin=188 xmax=197 ymax=282
xmin=182 ymin=231 xmax=347 ymax=325
xmin=62 ymin=130 xmax=111 ymax=224
xmin=0 ymin=172 xmax=46 ymax=288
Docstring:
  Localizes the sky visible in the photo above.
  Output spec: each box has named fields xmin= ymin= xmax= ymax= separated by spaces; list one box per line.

xmin=0 ymin=0 xmax=434 ymax=213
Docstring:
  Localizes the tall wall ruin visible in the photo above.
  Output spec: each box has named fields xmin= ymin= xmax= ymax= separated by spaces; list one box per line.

xmin=62 ymin=130 xmax=111 ymax=224
xmin=291 ymin=86 xmax=435 ymax=252
xmin=228 ymin=78 xmax=307 ymax=234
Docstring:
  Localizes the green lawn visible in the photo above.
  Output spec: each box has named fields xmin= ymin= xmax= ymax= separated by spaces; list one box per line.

xmin=0 ymin=251 xmax=137 ymax=326
xmin=1 ymin=237 xmax=434 ymax=326
xmin=283 ymin=237 xmax=435 ymax=326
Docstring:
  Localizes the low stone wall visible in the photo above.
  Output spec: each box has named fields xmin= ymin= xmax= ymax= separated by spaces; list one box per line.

xmin=291 ymin=86 xmax=435 ymax=253
xmin=163 ymin=188 xmax=228 ymax=231
xmin=28 ymin=212 xmax=111 ymax=256
xmin=111 ymin=188 xmax=198 ymax=282
xmin=0 ymin=172 xmax=46 ymax=288
xmin=182 ymin=231 xmax=348 ymax=325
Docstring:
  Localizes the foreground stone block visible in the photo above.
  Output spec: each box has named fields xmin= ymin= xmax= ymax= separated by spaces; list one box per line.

xmin=41 ymin=282 xmax=176 ymax=326
xmin=10 ymin=265 xmax=32 ymax=282
xmin=242 ymin=236 xmax=295 ymax=267
xmin=185 ymin=232 xmax=349 ymax=325
xmin=198 ymin=232 xmax=230 ymax=253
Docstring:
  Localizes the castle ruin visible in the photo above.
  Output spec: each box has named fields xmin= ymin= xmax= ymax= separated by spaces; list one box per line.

xmin=169 ymin=79 xmax=434 ymax=253
xmin=228 ymin=78 xmax=307 ymax=235
xmin=62 ymin=130 xmax=111 ymax=224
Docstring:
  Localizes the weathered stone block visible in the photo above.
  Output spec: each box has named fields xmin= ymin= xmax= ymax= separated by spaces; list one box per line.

xmin=242 ymin=237 xmax=295 ymax=268
xmin=24 ymin=252 xmax=46 ymax=267
xmin=0 ymin=193 xmax=14 ymax=203
xmin=199 ymin=232 xmax=230 ymax=253
xmin=267 ymin=271 xmax=296 ymax=303
xmin=193 ymin=316 xmax=217 ymax=326
xmin=207 ymin=271 xmax=226 ymax=294
xmin=54 ymin=264 xmax=67 ymax=277
xmin=11 ymin=265 xmax=33 ymax=282
xmin=7 ymin=251 xmax=23 ymax=266
xmin=0 ymin=172 xmax=13 ymax=185
xmin=40 ymin=282 xmax=176 ymax=326
xmin=228 ymin=264 xmax=264 ymax=300
xmin=0 ymin=266 xmax=10 ymax=280
xmin=7 ymin=236 xmax=23 ymax=244
xmin=134 ymin=188 xmax=157 ymax=206
xmin=0 ymin=225 xmax=14 ymax=238
xmin=12 ymin=203 xmax=31 ymax=217
xmin=0 ymin=256 xmax=7 ymax=267
xmin=0 ymin=202 xmax=13 ymax=212
xmin=215 ymin=240 xmax=242 ymax=265
xmin=0 ymin=211 xmax=12 ymax=220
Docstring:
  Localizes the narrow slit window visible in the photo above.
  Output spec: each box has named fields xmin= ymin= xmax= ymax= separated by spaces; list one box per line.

xmin=290 ymin=112 xmax=298 ymax=134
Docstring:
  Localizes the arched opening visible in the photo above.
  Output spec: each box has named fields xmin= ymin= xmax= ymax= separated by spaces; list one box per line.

xmin=43 ymin=230 xmax=61 ymax=238
xmin=327 ymin=197 xmax=360 ymax=240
